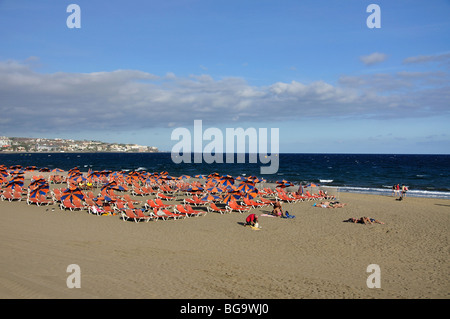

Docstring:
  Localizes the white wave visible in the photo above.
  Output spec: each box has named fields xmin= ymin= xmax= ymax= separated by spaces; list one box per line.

xmin=338 ymin=186 xmax=450 ymax=199
xmin=319 ymin=179 xmax=333 ymax=183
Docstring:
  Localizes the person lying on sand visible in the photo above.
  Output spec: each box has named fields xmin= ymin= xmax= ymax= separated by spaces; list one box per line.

xmin=344 ymin=217 xmax=384 ymax=225
xmin=313 ymin=201 xmax=347 ymax=208
xmin=329 ymin=201 xmax=347 ymax=208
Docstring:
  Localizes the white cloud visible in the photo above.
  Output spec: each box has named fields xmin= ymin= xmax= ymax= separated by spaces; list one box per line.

xmin=0 ymin=59 xmax=448 ymax=136
xmin=403 ymin=52 xmax=450 ymax=66
xmin=360 ymin=52 xmax=388 ymax=66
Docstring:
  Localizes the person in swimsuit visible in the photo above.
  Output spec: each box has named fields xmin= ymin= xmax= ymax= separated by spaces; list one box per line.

xmin=314 ymin=201 xmax=347 ymax=208
xmin=345 ymin=217 xmax=384 ymax=224
xmin=401 ymin=184 xmax=408 ymax=197
xmin=272 ymin=201 xmax=285 ymax=217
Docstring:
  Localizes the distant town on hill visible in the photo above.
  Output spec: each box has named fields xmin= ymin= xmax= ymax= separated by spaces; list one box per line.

xmin=0 ymin=136 xmax=159 ymax=153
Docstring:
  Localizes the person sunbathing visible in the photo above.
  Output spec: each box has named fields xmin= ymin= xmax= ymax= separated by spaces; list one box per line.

xmin=313 ymin=201 xmax=347 ymax=208
xmin=271 ymin=201 xmax=285 ymax=217
xmin=313 ymin=202 xmax=329 ymax=208
xmin=319 ymin=190 xmax=336 ymax=200
xmin=328 ymin=201 xmax=347 ymax=208
xmin=345 ymin=217 xmax=384 ymax=225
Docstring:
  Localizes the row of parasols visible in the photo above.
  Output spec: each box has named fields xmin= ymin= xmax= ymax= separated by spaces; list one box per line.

xmin=0 ymin=164 xmax=319 ymax=205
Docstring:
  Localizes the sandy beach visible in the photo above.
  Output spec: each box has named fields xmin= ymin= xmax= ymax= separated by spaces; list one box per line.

xmin=0 ymin=173 xmax=449 ymax=299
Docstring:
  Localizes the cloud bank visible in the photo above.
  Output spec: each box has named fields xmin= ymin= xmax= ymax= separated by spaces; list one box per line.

xmin=403 ymin=52 xmax=450 ymax=65
xmin=360 ymin=52 xmax=388 ymax=66
xmin=0 ymin=58 xmax=448 ymax=135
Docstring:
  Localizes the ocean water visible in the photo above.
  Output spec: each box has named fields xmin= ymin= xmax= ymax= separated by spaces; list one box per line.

xmin=1 ymin=152 xmax=449 ymax=199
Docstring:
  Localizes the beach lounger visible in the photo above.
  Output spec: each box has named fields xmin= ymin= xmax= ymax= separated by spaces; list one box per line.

xmin=131 ymin=187 xmax=146 ymax=196
xmin=155 ymin=198 xmax=173 ymax=208
xmin=151 ymin=208 xmax=169 ymax=220
xmin=185 ymin=204 xmax=206 ymax=217
xmin=86 ymin=198 xmax=104 ymax=215
xmin=37 ymin=194 xmax=52 ymax=206
xmin=125 ymin=200 xmax=138 ymax=210
xmin=173 ymin=204 xmax=193 ymax=217
xmin=144 ymin=199 xmax=159 ymax=211
xmin=192 ymin=195 xmax=208 ymax=205
xmin=152 ymin=208 xmax=181 ymax=220
xmin=304 ymin=191 xmax=322 ymax=200
xmin=263 ymin=188 xmax=276 ymax=196
xmin=183 ymin=197 xmax=198 ymax=206
xmin=102 ymin=203 xmax=115 ymax=215
xmin=160 ymin=185 xmax=177 ymax=194
xmin=259 ymin=197 xmax=277 ymax=206
xmin=134 ymin=209 xmax=154 ymax=222
xmin=114 ymin=201 xmax=127 ymax=213
xmin=289 ymin=193 xmax=307 ymax=201
xmin=27 ymin=196 xmax=45 ymax=206
xmin=242 ymin=197 xmax=266 ymax=208
xmin=207 ymin=202 xmax=231 ymax=214
xmin=123 ymin=194 xmax=142 ymax=205
xmin=1 ymin=190 xmax=22 ymax=202
xmin=276 ymin=192 xmax=297 ymax=203
xmin=121 ymin=209 xmax=142 ymax=223
xmin=156 ymin=193 xmax=176 ymax=201
xmin=226 ymin=200 xmax=251 ymax=213
xmin=60 ymin=198 xmax=78 ymax=211
xmin=183 ymin=195 xmax=207 ymax=206
xmin=144 ymin=185 xmax=152 ymax=194
xmin=73 ymin=199 xmax=86 ymax=210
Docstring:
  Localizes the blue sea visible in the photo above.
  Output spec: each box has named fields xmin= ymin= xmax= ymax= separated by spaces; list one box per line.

xmin=1 ymin=153 xmax=449 ymax=199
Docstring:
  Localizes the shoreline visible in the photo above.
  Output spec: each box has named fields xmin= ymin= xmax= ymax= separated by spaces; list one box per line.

xmin=2 ymin=168 xmax=450 ymax=200
xmin=0 ymin=151 xmax=160 ymax=154
xmin=1 ymin=154 xmax=449 ymax=199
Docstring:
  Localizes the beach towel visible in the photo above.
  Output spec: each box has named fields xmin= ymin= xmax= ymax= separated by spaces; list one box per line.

xmin=283 ymin=211 xmax=296 ymax=219
xmin=261 ymin=213 xmax=276 ymax=218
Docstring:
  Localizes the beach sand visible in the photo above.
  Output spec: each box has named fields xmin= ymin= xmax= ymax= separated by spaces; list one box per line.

xmin=0 ymin=173 xmax=449 ymax=299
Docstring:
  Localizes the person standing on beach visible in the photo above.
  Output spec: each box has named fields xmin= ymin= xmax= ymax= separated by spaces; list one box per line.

xmin=297 ymin=184 xmax=303 ymax=195
xmin=401 ymin=184 xmax=408 ymax=197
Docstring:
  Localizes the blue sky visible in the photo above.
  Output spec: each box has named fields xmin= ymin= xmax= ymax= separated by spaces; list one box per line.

xmin=0 ymin=0 xmax=449 ymax=154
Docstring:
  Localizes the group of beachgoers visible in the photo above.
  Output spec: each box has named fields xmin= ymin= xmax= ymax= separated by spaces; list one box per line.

xmin=244 ymin=198 xmax=383 ymax=228
xmin=392 ymin=184 xmax=409 ymax=200
xmin=0 ymin=164 xmax=385 ymax=228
